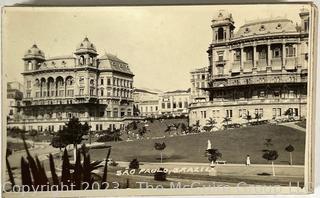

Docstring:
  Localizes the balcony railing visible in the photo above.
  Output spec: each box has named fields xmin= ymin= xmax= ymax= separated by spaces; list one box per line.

xmin=243 ymin=61 xmax=253 ymax=73
xmin=232 ymin=62 xmax=241 ymax=73
xmin=190 ymin=97 xmax=307 ymax=108
xmin=210 ymin=73 xmax=307 ymax=88
xmin=271 ymin=58 xmax=282 ymax=70
xmin=285 ymin=57 xmax=298 ymax=70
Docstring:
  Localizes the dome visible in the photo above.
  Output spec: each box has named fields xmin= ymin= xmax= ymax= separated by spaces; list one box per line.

xmin=75 ymin=37 xmax=98 ymax=55
xmin=233 ymin=18 xmax=297 ymax=38
xmin=212 ymin=10 xmax=233 ymax=23
xmin=23 ymin=44 xmax=45 ymax=60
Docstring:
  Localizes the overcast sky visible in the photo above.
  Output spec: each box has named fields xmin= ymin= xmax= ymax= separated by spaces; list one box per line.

xmin=3 ymin=4 xmax=308 ymax=91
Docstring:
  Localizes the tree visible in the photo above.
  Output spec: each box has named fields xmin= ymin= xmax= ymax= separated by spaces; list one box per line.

xmin=284 ymin=108 xmax=294 ymax=119
xmin=138 ymin=126 xmax=147 ymax=137
xmin=206 ymin=148 xmax=222 ymax=164
xmin=285 ymin=144 xmax=295 ymax=165
xmin=206 ymin=148 xmax=222 ymax=176
xmin=28 ymin=129 xmax=38 ymax=147
xmin=262 ymin=139 xmax=279 ymax=176
xmin=222 ymin=117 xmax=231 ymax=129
xmin=50 ymin=134 xmax=67 ymax=151
xmin=254 ymin=112 xmax=263 ymax=122
xmin=206 ymin=118 xmax=217 ymax=132
xmin=243 ymin=113 xmax=252 ymax=125
xmin=154 ymin=142 xmax=166 ymax=163
xmin=180 ymin=123 xmax=187 ymax=134
xmin=58 ymin=117 xmax=90 ymax=162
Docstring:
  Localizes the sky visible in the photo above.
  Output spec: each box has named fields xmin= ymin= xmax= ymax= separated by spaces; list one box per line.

xmin=3 ymin=4 xmax=308 ymax=92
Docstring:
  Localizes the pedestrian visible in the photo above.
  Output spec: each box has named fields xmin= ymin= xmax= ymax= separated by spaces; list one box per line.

xmin=246 ymin=154 xmax=251 ymax=166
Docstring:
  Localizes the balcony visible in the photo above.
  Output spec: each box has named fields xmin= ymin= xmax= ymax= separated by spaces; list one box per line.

xmin=215 ymin=60 xmax=226 ymax=65
xmin=257 ymin=59 xmax=267 ymax=71
xmin=190 ymin=97 xmax=307 ymax=108
xmin=284 ymin=57 xmax=298 ymax=70
xmin=271 ymin=58 xmax=282 ymax=70
xmin=231 ymin=62 xmax=241 ymax=73
xmin=243 ymin=61 xmax=253 ymax=73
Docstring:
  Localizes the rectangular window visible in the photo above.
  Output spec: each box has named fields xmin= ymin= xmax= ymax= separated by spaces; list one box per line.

xmin=162 ymin=103 xmax=166 ymax=109
xmin=218 ymin=55 xmax=223 ymax=61
xmin=259 ymin=49 xmax=267 ymax=59
xmin=273 ymin=47 xmax=281 ymax=58
xmin=203 ymin=111 xmax=206 ymax=119
xmin=79 ymin=77 xmax=84 ymax=84
xmin=173 ymin=102 xmax=176 ymax=109
xmin=155 ymin=106 xmax=158 ymax=111
xmin=230 ymin=110 xmax=233 ymax=118
xmin=27 ymin=81 xmax=31 ymax=89
xmin=100 ymin=78 xmax=104 ymax=85
xmin=246 ymin=50 xmax=253 ymax=60
xmin=79 ymin=89 xmax=84 ymax=96
xmin=234 ymin=51 xmax=241 ymax=61
xmin=184 ymin=101 xmax=188 ymax=108
xmin=259 ymin=108 xmax=264 ymax=117
xmin=167 ymin=103 xmax=171 ymax=109
xmin=286 ymin=45 xmax=296 ymax=57
xmin=217 ymin=66 xmax=224 ymax=75
xmin=27 ymin=91 xmax=31 ymax=98
xmin=59 ymin=90 xmax=64 ymax=97
xmin=277 ymin=108 xmax=281 ymax=116
xmin=178 ymin=102 xmax=183 ymax=108
xmin=239 ymin=109 xmax=242 ymax=117
xmin=100 ymin=89 xmax=104 ymax=96
xmin=113 ymin=108 xmax=119 ymax=118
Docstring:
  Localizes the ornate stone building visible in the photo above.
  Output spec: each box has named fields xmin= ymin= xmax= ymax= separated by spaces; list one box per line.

xmin=189 ymin=9 xmax=309 ymax=127
xmin=8 ymin=37 xmax=135 ymax=132
xmin=190 ymin=67 xmax=210 ymax=103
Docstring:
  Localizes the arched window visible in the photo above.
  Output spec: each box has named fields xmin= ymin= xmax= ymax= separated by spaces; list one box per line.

xmin=217 ymin=27 xmax=224 ymax=41
xmin=28 ymin=61 xmax=32 ymax=70
xmin=79 ymin=56 xmax=84 ymax=65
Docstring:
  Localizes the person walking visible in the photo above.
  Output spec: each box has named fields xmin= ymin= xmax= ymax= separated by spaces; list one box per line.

xmin=246 ymin=154 xmax=251 ymax=166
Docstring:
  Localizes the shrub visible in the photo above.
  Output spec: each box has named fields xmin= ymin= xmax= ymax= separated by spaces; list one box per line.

xmin=129 ymin=158 xmax=139 ymax=169
xmin=154 ymin=168 xmax=167 ymax=181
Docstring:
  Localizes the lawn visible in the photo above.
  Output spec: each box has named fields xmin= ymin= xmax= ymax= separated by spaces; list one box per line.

xmin=89 ymin=124 xmax=306 ymax=165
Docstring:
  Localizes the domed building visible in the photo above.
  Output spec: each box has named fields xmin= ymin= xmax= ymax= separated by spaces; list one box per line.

xmin=9 ymin=37 xmax=135 ymax=132
xmin=189 ymin=9 xmax=309 ymax=127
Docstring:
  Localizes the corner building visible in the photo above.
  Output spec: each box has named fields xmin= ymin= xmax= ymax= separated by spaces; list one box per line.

xmin=189 ymin=9 xmax=309 ymax=127
xmin=9 ymin=37 xmax=135 ymax=132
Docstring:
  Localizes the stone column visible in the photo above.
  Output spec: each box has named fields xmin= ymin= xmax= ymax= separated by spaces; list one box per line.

xmin=240 ymin=45 xmax=244 ymax=71
xmin=282 ymin=42 xmax=286 ymax=67
xmin=267 ymin=42 xmax=272 ymax=66
xmin=253 ymin=45 xmax=257 ymax=68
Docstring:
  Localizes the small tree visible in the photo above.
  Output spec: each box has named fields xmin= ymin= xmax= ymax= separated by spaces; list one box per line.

xmin=206 ymin=148 xmax=222 ymax=165
xmin=58 ymin=117 xmax=90 ymax=162
xmin=180 ymin=123 xmax=187 ymax=134
xmin=206 ymin=117 xmax=217 ymax=131
xmin=243 ymin=113 xmax=252 ymax=125
xmin=154 ymin=142 xmax=166 ymax=163
xmin=206 ymin=148 xmax=222 ymax=176
xmin=284 ymin=108 xmax=294 ymax=119
xmin=28 ymin=129 xmax=38 ymax=147
xmin=262 ymin=139 xmax=279 ymax=176
xmin=222 ymin=117 xmax=231 ymax=129
xmin=138 ymin=126 xmax=147 ymax=137
xmin=285 ymin=144 xmax=295 ymax=165
xmin=254 ymin=112 xmax=263 ymax=122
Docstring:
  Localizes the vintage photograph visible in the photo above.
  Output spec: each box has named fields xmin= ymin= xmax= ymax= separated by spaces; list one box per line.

xmin=2 ymin=4 xmax=315 ymax=196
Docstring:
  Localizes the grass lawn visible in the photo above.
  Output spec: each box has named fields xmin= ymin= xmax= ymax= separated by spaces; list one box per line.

xmin=295 ymin=120 xmax=306 ymax=129
xmin=89 ymin=124 xmax=305 ymax=165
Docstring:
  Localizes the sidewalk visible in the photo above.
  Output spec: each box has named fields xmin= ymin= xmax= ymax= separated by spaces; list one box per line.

xmin=279 ymin=122 xmax=306 ymax=132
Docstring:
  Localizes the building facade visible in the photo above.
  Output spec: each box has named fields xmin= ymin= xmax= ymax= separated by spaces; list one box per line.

xmin=189 ymin=9 xmax=309 ymax=127
xmin=7 ymin=82 xmax=23 ymax=120
xmin=159 ymin=90 xmax=191 ymax=117
xmin=8 ymin=37 xmax=136 ymax=132
xmin=133 ymin=88 xmax=161 ymax=118
xmin=190 ymin=67 xmax=210 ymax=103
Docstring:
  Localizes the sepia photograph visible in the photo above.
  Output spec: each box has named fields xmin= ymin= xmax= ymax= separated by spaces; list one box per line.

xmin=1 ymin=3 xmax=316 ymax=197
